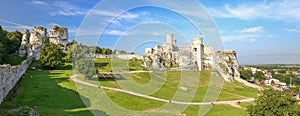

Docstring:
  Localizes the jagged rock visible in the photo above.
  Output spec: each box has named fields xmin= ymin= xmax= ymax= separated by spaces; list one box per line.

xmin=49 ymin=25 xmax=68 ymax=50
xmin=19 ymin=29 xmax=30 ymax=57
xmin=214 ymin=50 xmax=240 ymax=82
xmin=28 ymin=27 xmax=47 ymax=60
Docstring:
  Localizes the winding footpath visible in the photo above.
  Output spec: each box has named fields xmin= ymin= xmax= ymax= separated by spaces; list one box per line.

xmin=70 ymin=75 xmax=255 ymax=108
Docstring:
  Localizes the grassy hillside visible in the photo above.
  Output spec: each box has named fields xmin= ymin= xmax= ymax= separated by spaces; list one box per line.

xmin=0 ymin=58 xmax=258 ymax=115
xmin=0 ymin=61 xmax=94 ymax=116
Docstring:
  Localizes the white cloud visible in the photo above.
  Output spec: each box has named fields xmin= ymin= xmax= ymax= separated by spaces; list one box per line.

xmin=51 ymin=1 xmax=86 ymax=16
xmin=239 ymin=26 xmax=264 ymax=33
xmin=222 ymin=26 xmax=266 ymax=42
xmin=0 ymin=18 xmax=33 ymax=30
xmin=222 ymin=34 xmax=261 ymax=42
xmin=105 ymin=30 xmax=123 ymax=35
xmin=31 ymin=1 xmax=86 ymax=16
xmin=208 ymin=0 xmax=300 ymax=22
xmin=90 ymin=10 xmax=119 ymax=17
xmin=285 ymin=28 xmax=300 ymax=33
xmin=118 ymin=12 xmax=139 ymax=20
xmin=31 ymin=0 xmax=47 ymax=5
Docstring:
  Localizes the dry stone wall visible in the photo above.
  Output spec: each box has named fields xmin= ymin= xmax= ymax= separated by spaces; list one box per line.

xmin=0 ymin=56 xmax=33 ymax=104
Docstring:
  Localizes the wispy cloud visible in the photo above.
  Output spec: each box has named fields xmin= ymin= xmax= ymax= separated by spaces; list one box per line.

xmin=208 ymin=0 xmax=300 ymax=22
xmin=239 ymin=26 xmax=264 ymax=33
xmin=31 ymin=0 xmax=47 ymax=5
xmin=0 ymin=18 xmax=33 ymax=30
xmin=104 ymin=30 xmax=124 ymax=35
xmin=31 ymin=0 xmax=86 ymax=16
xmin=90 ymin=10 xmax=119 ymax=17
xmin=285 ymin=28 xmax=300 ymax=33
xmin=223 ymin=26 xmax=265 ymax=42
xmin=222 ymin=34 xmax=261 ymax=42
xmin=51 ymin=1 xmax=86 ymax=16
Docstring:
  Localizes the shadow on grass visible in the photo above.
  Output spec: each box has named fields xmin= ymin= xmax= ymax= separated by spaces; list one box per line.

xmin=95 ymin=62 xmax=109 ymax=69
xmin=97 ymin=73 xmax=127 ymax=81
xmin=0 ymin=68 xmax=107 ymax=116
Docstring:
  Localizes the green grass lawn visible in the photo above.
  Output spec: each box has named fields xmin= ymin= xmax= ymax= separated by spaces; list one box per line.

xmin=0 ymin=61 xmax=96 ymax=116
xmin=96 ymin=70 xmax=259 ymax=102
xmin=183 ymin=104 xmax=249 ymax=116
xmin=0 ymin=58 xmax=257 ymax=115
xmin=94 ymin=58 xmax=147 ymax=72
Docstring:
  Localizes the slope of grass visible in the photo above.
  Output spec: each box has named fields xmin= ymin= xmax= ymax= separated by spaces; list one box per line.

xmin=183 ymin=104 xmax=249 ymax=116
xmin=0 ymin=62 xmax=97 ymax=116
xmin=94 ymin=58 xmax=147 ymax=72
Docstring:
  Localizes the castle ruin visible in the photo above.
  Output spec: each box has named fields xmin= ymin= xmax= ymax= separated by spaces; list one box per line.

xmin=144 ymin=34 xmax=241 ymax=82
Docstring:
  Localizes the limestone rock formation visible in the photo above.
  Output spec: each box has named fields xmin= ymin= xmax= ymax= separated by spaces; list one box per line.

xmin=214 ymin=50 xmax=240 ymax=82
xmin=49 ymin=25 xmax=68 ymax=50
xmin=28 ymin=27 xmax=47 ymax=60
xmin=19 ymin=29 xmax=29 ymax=57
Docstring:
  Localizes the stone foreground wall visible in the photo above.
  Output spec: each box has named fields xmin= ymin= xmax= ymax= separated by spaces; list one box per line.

xmin=0 ymin=56 xmax=33 ymax=104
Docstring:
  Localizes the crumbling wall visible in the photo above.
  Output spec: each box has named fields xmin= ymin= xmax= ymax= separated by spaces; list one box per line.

xmin=0 ymin=56 xmax=33 ymax=104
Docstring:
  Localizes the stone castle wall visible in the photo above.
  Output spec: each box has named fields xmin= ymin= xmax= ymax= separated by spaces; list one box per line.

xmin=0 ymin=56 xmax=33 ymax=105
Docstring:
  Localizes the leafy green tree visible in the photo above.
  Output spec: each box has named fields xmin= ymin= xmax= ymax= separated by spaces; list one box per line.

xmin=254 ymin=71 xmax=266 ymax=80
xmin=0 ymin=26 xmax=7 ymax=63
xmin=44 ymin=37 xmax=50 ymax=44
xmin=248 ymin=89 xmax=300 ymax=115
xmin=73 ymin=44 xmax=97 ymax=79
xmin=102 ymin=48 xmax=112 ymax=55
xmin=240 ymin=69 xmax=253 ymax=80
xmin=40 ymin=44 xmax=65 ymax=69
xmin=6 ymin=30 xmax=22 ymax=54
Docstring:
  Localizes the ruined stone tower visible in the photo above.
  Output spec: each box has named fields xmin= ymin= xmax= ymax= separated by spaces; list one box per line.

xmin=49 ymin=25 xmax=68 ymax=50
xmin=166 ymin=34 xmax=174 ymax=51
xmin=191 ymin=37 xmax=204 ymax=71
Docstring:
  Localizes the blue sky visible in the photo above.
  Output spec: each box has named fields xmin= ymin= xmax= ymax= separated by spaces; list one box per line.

xmin=0 ymin=0 xmax=299 ymax=65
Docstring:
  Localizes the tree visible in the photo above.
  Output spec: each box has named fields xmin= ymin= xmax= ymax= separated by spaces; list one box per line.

xmin=240 ymin=69 xmax=253 ymax=80
xmin=254 ymin=71 xmax=266 ymax=80
xmin=6 ymin=30 xmax=22 ymax=54
xmin=0 ymin=26 xmax=7 ymax=63
xmin=102 ymin=48 xmax=112 ymax=55
xmin=40 ymin=44 xmax=65 ymax=69
xmin=44 ymin=37 xmax=50 ymax=44
xmin=72 ymin=44 xmax=97 ymax=79
xmin=248 ymin=89 xmax=300 ymax=115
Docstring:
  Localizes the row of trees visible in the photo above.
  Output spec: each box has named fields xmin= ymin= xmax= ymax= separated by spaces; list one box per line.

xmin=240 ymin=68 xmax=300 ymax=85
xmin=248 ymin=89 xmax=300 ymax=115
xmin=0 ymin=26 xmax=22 ymax=64
xmin=91 ymin=46 xmax=134 ymax=55
xmin=273 ymin=74 xmax=300 ymax=85
xmin=240 ymin=69 xmax=266 ymax=81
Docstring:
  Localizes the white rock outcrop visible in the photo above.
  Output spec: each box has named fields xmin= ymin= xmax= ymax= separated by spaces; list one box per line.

xmin=19 ymin=29 xmax=30 ymax=57
xmin=28 ymin=27 xmax=47 ymax=60
xmin=49 ymin=25 xmax=68 ymax=50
